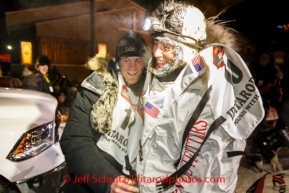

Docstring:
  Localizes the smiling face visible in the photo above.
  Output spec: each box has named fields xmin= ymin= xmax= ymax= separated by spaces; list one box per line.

xmin=152 ymin=40 xmax=176 ymax=70
xmin=37 ymin=64 xmax=49 ymax=75
xmin=118 ymin=56 xmax=145 ymax=85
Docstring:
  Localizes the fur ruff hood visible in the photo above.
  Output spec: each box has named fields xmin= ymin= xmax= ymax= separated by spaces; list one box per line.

xmin=185 ymin=17 xmax=242 ymax=87
xmin=22 ymin=65 xmax=36 ymax=77
xmin=199 ymin=17 xmax=242 ymax=88
xmin=81 ymin=53 xmax=118 ymax=134
xmin=205 ymin=17 xmax=240 ymax=52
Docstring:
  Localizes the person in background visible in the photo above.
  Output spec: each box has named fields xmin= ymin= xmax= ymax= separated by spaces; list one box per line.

xmin=51 ymin=66 xmax=62 ymax=85
xmin=249 ymin=51 xmax=280 ymax=128
xmin=52 ymin=83 xmax=62 ymax=99
xmin=56 ymin=92 xmax=71 ymax=123
xmin=70 ymin=79 xmax=80 ymax=88
xmin=246 ymin=53 xmax=286 ymax=173
xmin=59 ymin=75 xmax=70 ymax=96
xmin=22 ymin=55 xmax=53 ymax=94
xmin=275 ymin=51 xmax=289 ymax=129
xmin=67 ymin=86 xmax=78 ymax=105
xmin=134 ymin=1 xmax=264 ymax=192
xmin=9 ymin=78 xmax=22 ymax=88
xmin=60 ymin=30 xmax=150 ymax=193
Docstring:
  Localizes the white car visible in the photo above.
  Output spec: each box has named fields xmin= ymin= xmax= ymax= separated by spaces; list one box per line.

xmin=0 ymin=87 xmax=66 ymax=193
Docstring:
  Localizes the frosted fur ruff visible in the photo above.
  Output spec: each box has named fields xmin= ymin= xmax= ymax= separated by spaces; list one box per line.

xmin=81 ymin=53 xmax=118 ymax=133
xmin=90 ymin=73 xmax=118 ymax=134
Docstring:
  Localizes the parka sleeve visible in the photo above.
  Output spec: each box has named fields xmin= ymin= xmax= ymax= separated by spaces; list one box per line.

xmin=22 ymin=76 xmax=39 ymax=91
xmin=60 ymin=87 xmax=122 ymax=193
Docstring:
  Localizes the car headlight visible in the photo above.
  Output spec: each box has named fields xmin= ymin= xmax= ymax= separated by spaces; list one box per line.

xmin=7 ymin=121 xmax=55 ymax=162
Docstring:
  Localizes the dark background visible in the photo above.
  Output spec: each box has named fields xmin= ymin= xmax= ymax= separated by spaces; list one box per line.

xmin=218 ymin=0 xmax=289 ymax=52
xmin=0 ymin=0 xmax=288 ymax=54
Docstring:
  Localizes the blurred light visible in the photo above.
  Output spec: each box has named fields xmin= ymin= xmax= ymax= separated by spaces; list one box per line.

xmin=7 ymin=45 xmax=12 ymax=50
xmin=97 ymin=43 xmax=107 ymax=55
xmin=277 ymin=24 xmax=289 ymax=30
xmin=20 ymin=41 xmax=32 ymax=64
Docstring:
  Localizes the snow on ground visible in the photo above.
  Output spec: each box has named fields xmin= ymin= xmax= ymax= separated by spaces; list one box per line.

xmin=235 ymin=148 xmax=289 ymax=193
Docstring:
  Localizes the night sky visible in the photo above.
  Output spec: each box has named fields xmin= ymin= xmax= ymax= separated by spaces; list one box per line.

xmin=134 ymin=0 xmax=289 ymax=51
xmin=0 ymin=0 xmax=288 ymax=53
xmin=218 ymin=0 xmax=289 ymax=51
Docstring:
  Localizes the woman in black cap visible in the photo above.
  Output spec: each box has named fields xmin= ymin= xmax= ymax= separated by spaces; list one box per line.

xmin=22 ymin=55 xmax=53 ymax=94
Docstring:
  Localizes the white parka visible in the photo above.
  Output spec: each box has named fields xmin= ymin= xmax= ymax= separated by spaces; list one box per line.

xmin=135 ymin=44 xmax=264 ymax=193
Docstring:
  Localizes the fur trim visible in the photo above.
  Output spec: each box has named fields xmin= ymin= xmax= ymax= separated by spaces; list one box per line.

xmin=22 ymin=66 xmax=34 ymax=77
xmin=85 ymin=53 xmax=112 ymax=76
xmin=9 ymin=78 xmax=22 ymax=87
xmin=81 ymin=71 xmax=107 ymax=95
xmin=206 ymin=17 xmax=240 ymax=52
xmin=90 ymin=73 xmax=118 ymax=133
xmin=81 ymin=53 xmax=118 ymax=133
xmin=141 ymin=47 xmax=152 ymax=67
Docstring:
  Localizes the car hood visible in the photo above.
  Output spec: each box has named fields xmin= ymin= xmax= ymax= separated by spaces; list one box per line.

xmin=0 ymin=88 xmax=58 ymax=158
xmin=0 ymin=87 xmax=57 ymax=130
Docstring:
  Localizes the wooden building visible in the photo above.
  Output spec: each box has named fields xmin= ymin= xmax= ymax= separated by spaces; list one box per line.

xmin=5 ymin=0 xmax=151 ymax=82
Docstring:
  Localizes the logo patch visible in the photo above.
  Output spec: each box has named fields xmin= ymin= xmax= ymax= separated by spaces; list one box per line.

xmin=191 ymin=54 xmax=205 ymax=72
xmin=213 ymin=46 xmax=225 ymax=69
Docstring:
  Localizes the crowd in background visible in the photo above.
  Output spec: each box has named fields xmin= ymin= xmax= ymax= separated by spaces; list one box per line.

xmin=49 ymin=67 xmax=79 ymax=116
xmin=248 ymin=49 xmax=289 ymax=130
xmin=7 ymin=55 xmax=80 ymax=116
xmin=245 ymin=48 xmax=289 ymax=171
xmin=4 ymin=49 xmax=289 ymax=128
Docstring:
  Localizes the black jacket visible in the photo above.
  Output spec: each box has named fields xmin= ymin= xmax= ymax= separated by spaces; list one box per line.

xmin=60 ymin=86 xmax=123 ymax=193
xmin=22 ymin=73 xmax=52 ymax=94
xmin=59 ymin=56 xmax=127 ymax=193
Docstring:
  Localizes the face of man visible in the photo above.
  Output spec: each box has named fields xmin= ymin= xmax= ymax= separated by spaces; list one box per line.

xmin=153 ymin=40 xmax=176 ymax=70
xmin=119 ymin=56 xmax=145 ymax=85
xmin=38 ymin=65 xmax=49 ymax=75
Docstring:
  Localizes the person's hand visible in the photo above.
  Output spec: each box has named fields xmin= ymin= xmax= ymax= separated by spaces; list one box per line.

xmin=110 ymin=175 xmax=139 ymax=193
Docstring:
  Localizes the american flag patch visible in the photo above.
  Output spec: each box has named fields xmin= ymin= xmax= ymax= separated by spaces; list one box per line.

xmin=144 ymin=102 xmax=160 ymax=118
xmin=192 ymin=54 xmax=205 ymax=72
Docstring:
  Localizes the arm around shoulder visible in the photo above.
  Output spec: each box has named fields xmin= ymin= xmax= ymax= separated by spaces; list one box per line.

xmin=60 ymin=87 xmax=121 ymax=193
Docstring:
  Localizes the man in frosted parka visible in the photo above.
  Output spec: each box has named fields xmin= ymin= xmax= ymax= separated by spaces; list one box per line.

xmin=134 ymin=1 xmax=265 ymax=192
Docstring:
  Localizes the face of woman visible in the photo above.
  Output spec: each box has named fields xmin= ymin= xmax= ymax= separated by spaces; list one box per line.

xmin=118 ymin=56 xmax=145 ymax=85
xmin=38 ymin=65 xmax=49 ymax=75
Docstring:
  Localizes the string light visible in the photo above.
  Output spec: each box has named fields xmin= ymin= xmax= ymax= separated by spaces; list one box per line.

xmin=277 ymin=23 xmax=289 ymax=30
